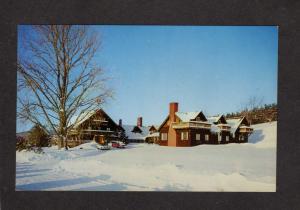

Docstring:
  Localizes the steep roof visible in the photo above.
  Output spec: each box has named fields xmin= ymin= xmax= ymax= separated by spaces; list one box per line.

xmin=158 ymin=111 xmax=208 ymax=131
xmin=122 ymin=125 xmax=149 ymax=140
xmin=148 ymin=125 xmax=159 ymax=131
xmin=176 ymin=111 xmax=202 ymax=122
xmin=157 ymin=116 xmax=170 ymax=131
xmin=68 ymin=109 xmax=122 ymax=130
xmin=226 ymin=117 xmax=245 ymax=133
xmin=207 ymin=116 xmax=222 ymax=124
xmin=68 ymin=110 xmax=97 ymax=128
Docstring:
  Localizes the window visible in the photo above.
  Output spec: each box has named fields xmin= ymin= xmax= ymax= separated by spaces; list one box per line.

xmin=181 ymin=132 xmax=188 ymax=140
xmin=161 ymin=133 xmax=168 ymax=141
xmin=205 ymin=134 xmax=209 ymax=141
xmin=218 ymin=134 xmax=221 ymax=142
xmin=106 ymin=128 xmax=110 ymax=131
xmin=196 ymin=134 xmax=201 ymax=141
xmin=239 ymin=135 xmax=244 ymax=141
xmin=226 ymin=136 xmax=229 ymax=142
xmin=195 ymin=117 xmax=201 ymax=121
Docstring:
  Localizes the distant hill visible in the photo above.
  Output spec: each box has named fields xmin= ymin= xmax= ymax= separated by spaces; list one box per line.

xmin=16 ymin=131 xmax=30 ymax=138
xmin=226 ymin=103 xmax=277 ymax=125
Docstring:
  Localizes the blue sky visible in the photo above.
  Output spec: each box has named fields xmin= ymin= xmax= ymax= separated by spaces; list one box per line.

xmin=17 ymin=26 xmax=278 ymax=131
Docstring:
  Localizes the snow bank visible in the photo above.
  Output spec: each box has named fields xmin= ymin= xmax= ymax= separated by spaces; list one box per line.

xmin=248 ymin=121 xmax=277 ymax=148
xmin=16 ymin=122 xmax=277 ymax=191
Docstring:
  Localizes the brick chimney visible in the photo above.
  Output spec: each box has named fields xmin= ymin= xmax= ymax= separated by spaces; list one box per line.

xmin=137 ymin=117 xmax=143 ymax=127
xmin=169 ymin=102 xmax=178 ymax=122
xmin=119 ymin=119 xmax=122 ymax=127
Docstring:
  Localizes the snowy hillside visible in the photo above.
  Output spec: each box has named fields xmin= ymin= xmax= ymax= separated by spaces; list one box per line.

xmin=16 ymin=121 xmax=277 ymax=191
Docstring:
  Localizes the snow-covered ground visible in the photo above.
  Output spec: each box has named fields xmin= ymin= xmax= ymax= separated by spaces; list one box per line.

xmin=16 ymin=121 xmax=277 ymax=191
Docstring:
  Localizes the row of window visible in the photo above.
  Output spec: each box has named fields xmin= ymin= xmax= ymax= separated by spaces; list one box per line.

xmin=161 ymin=132 xmax=236 ymax=141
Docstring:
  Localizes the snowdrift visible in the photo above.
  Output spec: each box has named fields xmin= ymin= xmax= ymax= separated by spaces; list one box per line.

xmin=16 ymin=122 xmax=277 ymax=191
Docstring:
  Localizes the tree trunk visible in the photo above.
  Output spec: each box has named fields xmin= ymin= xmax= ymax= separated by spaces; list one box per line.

xmin=64 ymin=136 xmax=68 ymax=150
xmin=58 ymin=136 xmax=64 ymax=149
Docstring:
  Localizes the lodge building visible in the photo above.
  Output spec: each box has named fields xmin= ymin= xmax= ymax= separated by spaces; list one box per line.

xmin=122 ymin=117 xmax=150 ymax=143
xmin=156 ymin=102 xmax=253 ymax=147
xmin=65 ymin=109 xmax=124 ymax=147
xmin=51 ymin=103 xmax=253 ymax=148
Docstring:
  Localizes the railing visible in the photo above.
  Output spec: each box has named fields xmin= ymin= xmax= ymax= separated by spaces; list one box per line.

xmin=239 ymin=126 xmax=253 ymax=133
xmin=217 ymin=124 xmax=231 ymax=131
xmin=93 ymin=119 xmax=108 ymax=123
xmin=172 ymin=121 xmax=211 ymax=129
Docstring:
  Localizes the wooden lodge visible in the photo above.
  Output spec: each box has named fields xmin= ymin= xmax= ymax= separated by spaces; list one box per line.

xmin=157 ymin=102 xmax=253 ymax=147
xmin=207 ymin=115 xmax=232 ymax=144
xmin=226 ymin=116 xmax=253 ymax=143
xmin=65 ymin=109 xmax=124 ymax=147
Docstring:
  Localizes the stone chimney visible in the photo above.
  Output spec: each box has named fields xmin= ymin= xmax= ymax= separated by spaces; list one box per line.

xmin=137 ymin=117 xmax=143 ymax=127
xmin=119 ymin=119 xmax=122 ymax=127
xmin=169 ymin=102 xmax=178 ymax=122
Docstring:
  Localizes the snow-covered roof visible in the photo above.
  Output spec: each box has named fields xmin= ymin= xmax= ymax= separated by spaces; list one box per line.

xmin=123 ymin=125 xmax=149 ymax=140
xmin=68 ymin=109 xmax=121 ymax=130
xmin=68 ymin=110 xmax=97 ymax=128
xmin=175 ymin=112 xmax=201 ymax=122
xmin=227 ymin=117 xmax=244 ymax=134
xmin=148 ymin=125 xmax=159 ymax=131
xmin=146 ymin=132 xmax=160 ymax=138
xmin=207 ymin=116 xmax=222 ymax=124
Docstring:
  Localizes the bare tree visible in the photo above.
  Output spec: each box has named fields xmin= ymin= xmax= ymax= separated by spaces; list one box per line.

xmin=17 ymin=25 xmax=112 ymax=150
xmin=240 ymin=96 xmax=264 ymax=124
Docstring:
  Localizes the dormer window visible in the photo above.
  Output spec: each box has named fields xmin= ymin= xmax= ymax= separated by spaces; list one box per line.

xmin=195 ymin=117 xmax=201 ymax=121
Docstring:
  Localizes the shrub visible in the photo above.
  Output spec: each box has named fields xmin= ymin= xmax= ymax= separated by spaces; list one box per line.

xmin=16 ymin=125 xmax=49 ymax=152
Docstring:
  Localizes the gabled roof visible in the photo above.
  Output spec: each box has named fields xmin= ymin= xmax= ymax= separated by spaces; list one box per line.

xmin=226 ymin=116 xmax=247 ymax=133
xmin=69 ymin=110 xmax=97 ymax=128
xmin=157 ymin=115 xmax=170 ymax=131
xmin=68 ymin=109 xmax=123 ymax=131
xmin=157 ymin=111 xmax=208 ymax=131
xmin=175 ymin=112 xmax=200 ymax=122
xmin=148 ymin=125 xmax=159 ymax=131
xmin=176 ymin=111 xmax=207 ymax=122
xmin=131 ymin=126 xmax=142 ymax=133
xmin=122 ymin=125 xmax=149 ymax=140
xmin=207 ymin=115 xmax=228 ymax=124
xmin=207 ymin=116 xmax=222 ymax=124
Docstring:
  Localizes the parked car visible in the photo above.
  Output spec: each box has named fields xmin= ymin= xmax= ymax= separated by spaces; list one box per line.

xmin=110 ymin=141 xmax=126 ymax=148
xmin=99 ymin=145 xmax=111 ymax=150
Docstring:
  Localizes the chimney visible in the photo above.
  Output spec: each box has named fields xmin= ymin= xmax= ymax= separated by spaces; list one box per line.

xmin=137 ymin=117 xmax=143 ymax=127
xmin=169 ymin=102 xmax=179 ymax=122
xmin=119 ymin=119 xmax=122 ymax=127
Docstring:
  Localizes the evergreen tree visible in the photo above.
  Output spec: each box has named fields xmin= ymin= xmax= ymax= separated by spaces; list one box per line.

xmin=28 ymin=125 xmax=50 ymax=149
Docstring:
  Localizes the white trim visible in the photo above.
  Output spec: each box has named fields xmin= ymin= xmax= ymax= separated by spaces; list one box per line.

xmin=161 ymin=133 xmax=168 ymax=141
xmin=181 ymin=131 xmax=188 ymax=141
xmin=218 ymin=133 xmax=221 ymax=142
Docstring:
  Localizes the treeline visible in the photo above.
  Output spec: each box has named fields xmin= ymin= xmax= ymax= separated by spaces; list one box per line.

xmin=226 ymin=103 xmax=277 ymax=124
xmin=16 ymin=125 xmax=50 ymax=152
